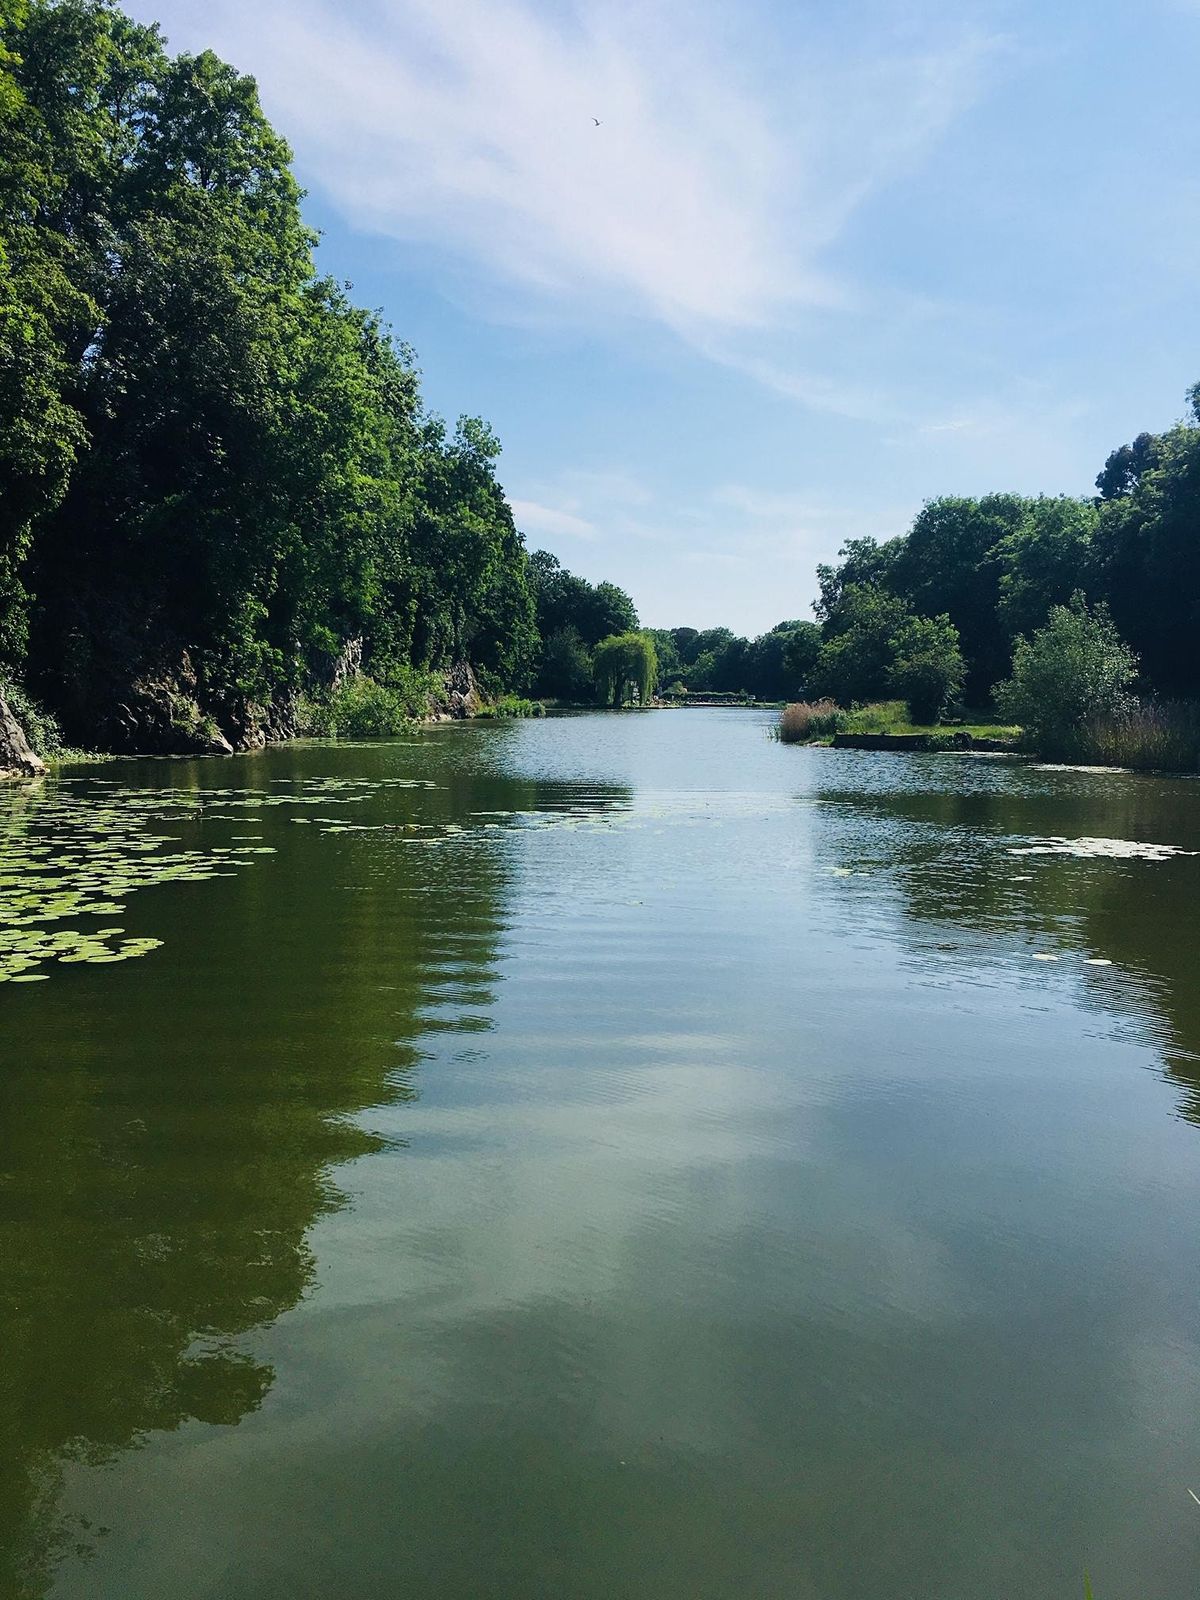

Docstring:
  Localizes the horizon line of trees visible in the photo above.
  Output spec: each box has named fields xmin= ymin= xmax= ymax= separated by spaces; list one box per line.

xmin=790 ymin=382 xmax=1200 ymax=724
xmin=605 ymin=383 xmax=1200 ymax=726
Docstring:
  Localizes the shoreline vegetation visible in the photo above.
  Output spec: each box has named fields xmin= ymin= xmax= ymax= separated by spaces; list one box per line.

xmin=3 ymin=1 xmax=1200 ymax=780
xmin=775 ymin=699 xmax=1021 ymax=750
xmin=776 ymin=694 xmax=1200 ymax=773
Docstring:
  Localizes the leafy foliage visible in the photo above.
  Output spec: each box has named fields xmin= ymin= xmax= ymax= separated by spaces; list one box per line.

xmin=477 ymin=693 xmax=545 ymax=719
xmin=805 ymin=385 xmax=1200 ymax=732
xmin=0 ymin=0 xmax=537 ymax=747
xmin=537 ymin=624 xmax=594 ymax=702
xmin=887 ymin=612 xmax=965 ymax=724
xmin=0 ymin=676 xmax=63 ymax=756
xmin=994 ymin=595 xmax=1138 ymax=754
xmin=592 ymin=631 xmax=658 ymax=707
xmin=646 ymin=619 xmax=820 ymax=701
xmin=810 ymin=585 xmax=912 ymax=705
xmin=1093 ymin=406 xmax=1200 ymax=697
xmin=297 ymin=670 xmax=439 ymax=738
xmin=526 ymin=552 xmax=640 ymax=701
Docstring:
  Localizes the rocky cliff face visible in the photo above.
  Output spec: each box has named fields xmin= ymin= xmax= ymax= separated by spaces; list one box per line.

xmin=21 ymin=647 xmax=484 ymax=764
xmin=433 ymin=662 xmax=484 ymax=720
xmin=103 ymin=663 xmax=300 ymax=756
xmin=0 ymin=696 xmax=46 ymax=780
xmin=50 ymin=630 xmax=301 ymax=756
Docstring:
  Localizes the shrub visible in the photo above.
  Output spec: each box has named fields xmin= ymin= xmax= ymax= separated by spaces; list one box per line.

xmin=776 ymin=699 xmax=846 ymax=743
xmin=478 ymin=694 xmax=545 ymax=719
xmin=994 ymin=594 xmax=1138 ymax=756
xmin=297 ymin=675 xmax=416 ymax=738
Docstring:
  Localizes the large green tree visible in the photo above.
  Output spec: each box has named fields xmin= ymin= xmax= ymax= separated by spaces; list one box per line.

xmin=1094 ymin=392 xmax=1200 ymax=697
xmin=888 ymin=495 xmax=1026 ymax=702
xmin=0 ymin=0 xmax=539 ymax=747
xmin=887 ymin=613 xmax=965 ymax=724
xmin=810 ymin=584 xmax=911 ymax=706
xmin=995 ymin=496 xmax=1099 ymax=642
xmin=593 ymin=631 xmax=657 ymax=707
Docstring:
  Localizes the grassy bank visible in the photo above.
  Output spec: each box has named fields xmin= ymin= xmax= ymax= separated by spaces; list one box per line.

xmin=775 ymin=699 xmax=1020 ymax=746
xmin=775 ymin=696 xmax=1200 ymax=772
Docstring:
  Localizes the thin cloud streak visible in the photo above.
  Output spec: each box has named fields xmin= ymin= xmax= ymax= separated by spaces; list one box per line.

xmin=509 ymin=498 xmax=597 ymax=541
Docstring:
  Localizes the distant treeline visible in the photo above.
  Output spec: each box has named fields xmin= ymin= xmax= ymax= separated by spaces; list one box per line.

xmin=801 ymin=387 xmax=1200 ymax=711
xmin=527 ymin=549 xmax=816 ymax=704
xmin=640 ymin=387 xmax=1200 ymax=717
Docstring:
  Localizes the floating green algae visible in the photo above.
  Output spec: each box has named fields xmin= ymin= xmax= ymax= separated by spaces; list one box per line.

xmin=0 ymin=772 xmax=446 ymax=984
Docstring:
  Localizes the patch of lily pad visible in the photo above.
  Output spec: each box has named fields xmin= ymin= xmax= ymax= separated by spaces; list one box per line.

xmin=0 ymin=773 xmax=447 ymax=985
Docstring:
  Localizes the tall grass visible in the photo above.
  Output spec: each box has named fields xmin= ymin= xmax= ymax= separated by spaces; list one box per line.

xmin=837 ymin=700 xmax=911 ymax=735
xmin=1069 ymin=700 xmax=1200 ymax=771
xmin=775 ymin=699 xmax=846 ymax=742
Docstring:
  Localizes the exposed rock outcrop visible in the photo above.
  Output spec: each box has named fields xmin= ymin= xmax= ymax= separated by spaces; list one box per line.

xmin=53 ymin=622 xmax=303 ymax=755
xmin=37 ymin=614 xmax=487 ymax=755
xmin=331 ymin=638 xmax=365 ymax=691
xmin=0 ymin=695 xmax=47 ymax=779
xmin=434 ymin=662 xmax=484 ymax=720
xmin=105 ymin=654 xmax=234 ymax=755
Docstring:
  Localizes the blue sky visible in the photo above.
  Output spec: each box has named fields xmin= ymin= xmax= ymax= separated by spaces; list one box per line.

xmin=128 ymin=0 xmax=1200 ymax=635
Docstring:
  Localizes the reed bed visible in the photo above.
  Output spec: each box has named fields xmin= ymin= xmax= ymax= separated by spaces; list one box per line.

xmin=1072 ymin=701 xmax=1200 ymax=772
xmin=775 ymin=699 xmax=846 ymax=743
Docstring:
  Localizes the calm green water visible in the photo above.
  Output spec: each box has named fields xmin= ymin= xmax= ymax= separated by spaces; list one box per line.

xmin=3 ymin=710 xmax=1200 ymax=1599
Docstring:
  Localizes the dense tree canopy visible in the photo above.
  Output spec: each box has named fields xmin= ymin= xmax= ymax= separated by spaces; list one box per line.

xmin=1093 ymin=393 xmax=1200 ymax=698
xmin=527 ymin=551 xmax=640 ymax=701
xmin=805 ymin=386 xmax=1200 ymax=714
xmin=0 ymin=0 xmax=539 ymax=747
xmin=887 ymin=613 xmax=965 ymax=724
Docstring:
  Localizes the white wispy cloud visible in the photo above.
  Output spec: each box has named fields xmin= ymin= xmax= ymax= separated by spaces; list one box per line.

xmin=135 ymin=0 xmax=1000 ymax=394
xmin=508 ymin=497 xmax=596 ymax=540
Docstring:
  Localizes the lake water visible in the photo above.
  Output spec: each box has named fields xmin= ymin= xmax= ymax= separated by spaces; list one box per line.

xmin=2 ymin=709 xmax=1199 ymax=1599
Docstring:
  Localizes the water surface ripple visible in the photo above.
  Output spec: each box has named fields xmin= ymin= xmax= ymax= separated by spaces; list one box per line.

xmin=2 ymin=710 xmax=1199 ymax=1599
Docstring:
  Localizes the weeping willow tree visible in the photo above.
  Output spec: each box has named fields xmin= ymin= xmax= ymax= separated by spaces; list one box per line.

xmin=593 ymin=632 xmax=658 ymax=707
